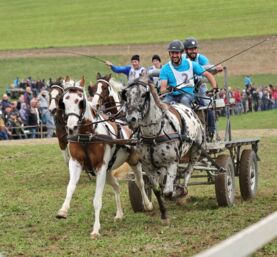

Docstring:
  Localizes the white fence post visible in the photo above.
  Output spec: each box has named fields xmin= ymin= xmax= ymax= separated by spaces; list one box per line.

xmin=194 ymin=211 xmax=277 ymax=257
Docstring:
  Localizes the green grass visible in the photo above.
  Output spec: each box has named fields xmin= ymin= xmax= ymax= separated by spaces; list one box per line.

xmin=0 ymin=0 xmax=276 ymax=50
xmin=218 ymin=109 xmax=277 ymax=130
xmin=0 ymin=136 xmax=276 ymax=257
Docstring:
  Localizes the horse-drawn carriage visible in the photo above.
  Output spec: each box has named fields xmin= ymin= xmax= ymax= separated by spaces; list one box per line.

xmin=127 ymin=69 xmax=259 ymax=212
xmin=49 ymin=72 xmax=259 ymax=237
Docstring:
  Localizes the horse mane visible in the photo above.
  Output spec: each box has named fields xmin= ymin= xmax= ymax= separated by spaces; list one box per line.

xmin=109 ymin=78 xmax=124 ymax=94
xmin=148 ymin=82 xmax=169 ymax=110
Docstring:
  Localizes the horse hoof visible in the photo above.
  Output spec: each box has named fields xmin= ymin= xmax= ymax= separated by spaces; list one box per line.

xmin=114 ymin=215 xmax=124 ymax=222
xmin=162 ymin=218 xmax=170 ymax=226
xmin=144 ymin=202 xmax=153 ymax=211
xmin=56 ymin=210 xmax=67 ymax=219
xmin=163 ymin=191 xmax=173 ymax=199
xmin=176 ymin=196 xmax=189 ymax=206
xmin=90 ymin=232 xmax=101 ymax=240
xmin=175 ymin=186 xmax=188 ymax=198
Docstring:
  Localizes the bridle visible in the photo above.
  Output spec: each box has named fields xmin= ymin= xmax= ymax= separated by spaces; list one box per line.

xmin=124 ymin=80 xmax=151 ymax=121
xmin=49 ymin=85 xmax=64 ymax=108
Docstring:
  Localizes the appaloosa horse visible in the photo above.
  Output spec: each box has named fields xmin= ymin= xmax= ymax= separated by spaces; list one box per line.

xmin=122 ymin=78 xmax=204 ymax=221
xmin=56 ymin=78 xmax=152 ymax=238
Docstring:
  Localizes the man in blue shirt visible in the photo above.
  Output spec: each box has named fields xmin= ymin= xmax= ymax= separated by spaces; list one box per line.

xmin=105 ymin=55 xmax=146 ymax=83
xmin=183 ymin=37 xmax=223 ymax=140
xmin=159 ymin=40 xmax=217 ymax=107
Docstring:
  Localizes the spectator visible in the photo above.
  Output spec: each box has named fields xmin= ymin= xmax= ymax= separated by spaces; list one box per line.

xmin=38 ymin=90 xmax=55 ymax=137
xmin=24 ymin=86 xmax=33 ymax=107
xmin=28 ymin=98 xmax=39 ymax=138
xmin=1 ymin=94 xmax=12 ymax=113
xmin=0 ymin=112 xmax=9 ymax=140
xmin=105 ymin=55 xmax=146 ymax=83
xmin=271 ymin=85 xmax=277 ymax=109
xmin=233 ymin=88 xmax=243 ymax=114
xmin=244 ymin=75 xmax=252 ymax=89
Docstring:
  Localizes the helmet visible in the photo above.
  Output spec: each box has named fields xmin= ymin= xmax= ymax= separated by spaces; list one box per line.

xmin=184 ymin=37 xmax=199 ymax=49
xmin=167 ymin=40 xmax=184 ymax=52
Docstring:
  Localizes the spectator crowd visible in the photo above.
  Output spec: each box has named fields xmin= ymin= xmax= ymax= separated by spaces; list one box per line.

xmin=0 ymin=77 xmax=55 ymax=140
xmin=0 ymin=75 xmax=276 ymax=141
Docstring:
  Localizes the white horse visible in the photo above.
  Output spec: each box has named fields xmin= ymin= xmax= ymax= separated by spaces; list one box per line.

xmin=57 ymin=78 xmax=152 ymax=238
xmin=122 ymin=78 xmax=204 ymax=221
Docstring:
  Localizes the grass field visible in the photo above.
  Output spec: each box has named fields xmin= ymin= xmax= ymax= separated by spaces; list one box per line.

xmin=0 ymin=134 xmax=276 ymax=257
xmin=0 ymin=0 xmax=276 ymax=50
xmin=218 ymin=109 xmax=277 ymax=130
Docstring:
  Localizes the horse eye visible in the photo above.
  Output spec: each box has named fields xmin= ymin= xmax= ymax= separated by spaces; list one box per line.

xmin=141 ymin=92 xmax=147 ymax=98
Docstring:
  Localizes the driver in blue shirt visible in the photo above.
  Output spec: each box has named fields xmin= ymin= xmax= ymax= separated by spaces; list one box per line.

xmin=159 ymin=40 xmax=217 ymax=107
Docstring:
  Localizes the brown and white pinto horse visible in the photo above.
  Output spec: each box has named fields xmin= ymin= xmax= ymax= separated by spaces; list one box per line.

xmin=88 ymin=73 xmax=124 ymax=116
xmin=56 ymin=78 xmax=152 ymax=238
xmin=48 ymin=76 xmax=76 ymax=165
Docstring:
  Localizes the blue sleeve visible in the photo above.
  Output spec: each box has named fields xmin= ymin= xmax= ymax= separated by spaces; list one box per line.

xmin=111 ymin=65 xmax=131 ymax=76
xmin=192 ymin=61 xmax=205 ymax=75
xmin=198 ymin=54 xmax=209 ymax=66
xmin=159 ymin=66 xmax=168 ymax=81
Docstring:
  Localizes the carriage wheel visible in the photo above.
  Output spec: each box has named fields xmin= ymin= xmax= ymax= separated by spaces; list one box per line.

xmin=214 ymin=155 xmax=235 ymax=207
xmin=128 ymin=174 xmax=152 ymax=212
xmin=239 ymin=149 xmax=258 ymax=200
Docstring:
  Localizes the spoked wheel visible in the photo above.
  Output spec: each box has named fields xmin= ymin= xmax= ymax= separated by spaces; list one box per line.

xmin=214 ymin=155 xmax=235 ymax=207
xmin=239 ymin=149 xmax=258 ymax=200
xmin=128 ymin=174 xmax=152 ymax=212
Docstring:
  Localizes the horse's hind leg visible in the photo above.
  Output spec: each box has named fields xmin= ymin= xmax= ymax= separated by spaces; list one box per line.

xmin=56 ymin=158 xmax=82 ymax=219
xmin=106 ymin=172 xmax=124 ymax=221
xmin=130 ymin=163 xmax=153 ymax=211
xmin=182 ymin=145 xmax=201 ymax=195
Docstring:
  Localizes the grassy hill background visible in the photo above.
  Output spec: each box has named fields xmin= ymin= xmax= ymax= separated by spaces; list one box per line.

xmin=0 ymin=0 xmax=276 ymax=50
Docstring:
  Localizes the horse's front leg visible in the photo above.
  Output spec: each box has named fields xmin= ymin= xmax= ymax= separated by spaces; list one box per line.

xmin=163 ymin=162 xmax=178 ymax=198
xmin=56 ymin=158 xmax=82 ymax=219
xmin=130 ymin=162 xmax=153 ymax=211
xmin=106 ymin=172 xmax=124 ymax=221
xmin=90 ymin=164 xmax=107 ymax=239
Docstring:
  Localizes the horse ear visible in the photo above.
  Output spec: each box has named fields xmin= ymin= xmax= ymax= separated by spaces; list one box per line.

xmin=58 ymin=98 xmax=65 ymax=110
xmin=65 ymin=75 xmax=70 ymax=82
xmin=97 ymin=72 xmax=101 ymax=79
xmin=107 ymin=73 xmax=112 ymax=80
xmin=79 ymin=99 xmax=86 ymax=110
xmin=121 ymin=89 xmax=127 ymax=102
xmin=80 ymin=76 xmax=85 ymax=87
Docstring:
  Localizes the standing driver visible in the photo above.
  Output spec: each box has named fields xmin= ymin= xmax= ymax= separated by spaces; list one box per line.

xmin=105 ymin=55 xmax=146 ymax=84
xmin=159 ymin=40 xmax=217 ymax=107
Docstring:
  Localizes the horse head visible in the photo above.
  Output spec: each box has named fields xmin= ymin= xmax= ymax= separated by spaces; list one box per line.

xmin=63 ymin=77 xmax=87 ymax=135
xmin=123 ymin=78 xmax=151 ymax=129
xmin=89 ymin=73 xmax=124 ymax=115
xmin=49 ymin=77 xmax=65 ymax=114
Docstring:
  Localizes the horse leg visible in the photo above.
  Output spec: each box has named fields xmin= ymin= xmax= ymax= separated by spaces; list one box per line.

xmin=90 ymin=149 xmax=112 ymax=239
xmin=163 ymin=163 xmax=178 ymax=198
xmin=130 ymin=163 xmax=153 ymax=211
xmin=61 ymin=147 xmax=70 ymax=166
xmin=106 ymin=172 xmax=124 ymax=221
xmin=179 ymin=145 xmax=201 ymax=199
xmin=56 ymin=158 xmax=82 ymax=218
xmin=153 ymin=186 xmax=168 ymax=223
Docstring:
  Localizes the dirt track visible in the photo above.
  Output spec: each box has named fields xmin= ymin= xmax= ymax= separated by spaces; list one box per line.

xmin=1 ymin=129 xmax=276 ymax=146
xmin=0 ymin=35 xmax=276 ymax=76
